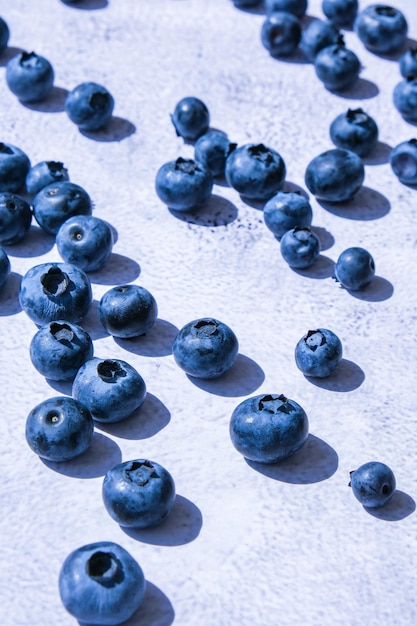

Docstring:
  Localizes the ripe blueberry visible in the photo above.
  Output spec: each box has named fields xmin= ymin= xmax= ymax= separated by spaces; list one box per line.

xmin=322 ymin=0 xmax=358 ymax=28
xmin=6 ymin=51 xmax=54 ymax=103
xmin=263 ymin=190 xmax=313 ymax=240
xmin=99 ymin=284 xmax=158 ymax=339
xmin=0 ymin=142 xmax=30 ymax=193
xmin=280 ymin=226 xmax=320 ymax=269
xmin=393 ymin=76 xmax=417 ymax=123
xmin=32 ymin=180 xmax=92 ymax=235
xmin=261 ymin=11 xmax=302 ymax=58
xmin=0 ymin=192 xmax=32 ymax=244
xmin=26 ymin=161 xmax=69 ymax=196
xmin=194 ymin=130 xmax=237 ymax=178
xmin=305 ymin=148 xmax=365 ymax=203
xmin=295 ymin=328 xmax=343 ymax=377
xmin=334 ymin=247 xmax=375 ymax=290
xmin=65 ymin=82 xmax=114 ymax=131
xmin=0 ymin=17 xmax=9 ymax=55
xmin=399 ymin=48 xmax=417 ymax=79
xmin=354 ymin=4 xmax=408 ymax=55
xmin=299 ymin=18 xmax=340 ymax=61
xmin=155 ymin=157 xmax=213 ymax=211
xmin=349 ymin=461 xmax=396 ymax=508
xmin=390 ymin=139 xmax=417 ymax=185
xmin=330 ymin=108 xmax=378 ymax=157
xmin=225 ymin=143 xmax=286 ymax=201
xmin=265 ymin=0 xmax=307 ymax=18
xmin=56 ymin=215 xmax=114 ymax=272
xmin=314 ymin=37 xmax=361 ymax=91
xmin=171 ymin=96 xmax=210 ymax=142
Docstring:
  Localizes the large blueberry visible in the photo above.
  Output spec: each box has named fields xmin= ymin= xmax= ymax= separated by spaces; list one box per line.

xmin=0 ymin=142 xmax=30 ymax=193
xmin=280 ymin=226 xmax=321 ymax=268
xmin=0 ymin=245 xmax=10 ymax=289
xmin=393 ymin=76 xmax=417 ymax=123
xmin=102 ymin=459 xmax=176 ymax=528
xmin=265 ymin=0 xmax=307 ymax=18
xmin=99 ymin=284 xmax=158 ymax=339
xmin=65 ymin=82 xmax=114 ymax=131
xmin=30 ymin=320 xmax=93 ymax=381
xmin=25 ymin=396 xmax=94 ymax=462
xmin=56 ymin=215 xmax=114 ymax=272
xmin=155 ymin=157 xmax=213 ymax=211
xmin=173 ymin=317 xmax=239 ymax=379
xmin=0 ymin=192 xmax=32 ymax=244
xmin=72 ymin=357 xmax=147 ymax=423
xmin=261 ymin=11 xmax=302 ymax=58
xmin=314 ymin=39 xmax=361 ymax=91
xmin=399 ymin=48 xmax=417 ymax=79
xmin=171 ymin=96 xmax=210 ymax=142
xmin=59 ymin=541 xmax=146 ymax=625
xmin=295 ymin=328 xmax=343 ymax=377
xmin=354 ymin=4 xmax=408 ymax=54
xmin=33 ymin=180 xmax=92 ymax=235
xmin=305 ymin=148 xmax=365 ymax=202
xmin=299 ymin=19 xmax=340 ymax=61
xmin=390 ymin=139 xmax=417 ymax=185
xmin=6 ymin=51 xmax=54 ymax=103
xmin=349 ymin=461 xmax=396 ymax=508
xmin=225 ymin=143 xmax=286 ymax=201
xmin=322 ymin=0 xmax=358 ymax=28
xmin=0 ymin=17 xmax=10 ymax=55
xmin=19 ymin=262 xmax=92 ymax=325
xmin=263 ymin=190 xmax=313 ymax=240
xmin=334 ymin=247 xmax=375 ymax=290
xmin=194 ymin=130 xmax=237 ymax=178
xmin=230 ymin=393 xmax=309 ymax=463
xmin=26 ymin=160 xmax=69 ymax=196
xmin=330 ymin=108 xmax=378 ymax=157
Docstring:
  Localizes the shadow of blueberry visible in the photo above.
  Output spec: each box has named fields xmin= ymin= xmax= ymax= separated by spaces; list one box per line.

xmin=169 ymin=194 xmax=238 ymax=227
xmin=80 ymin=299 xmax=108 ymax=340
xmin=304 ymin=358 xmax=365 ymax=392
xmin=114 ymin=319 xmax=179 ymax=357
xmin=363 ymin=490 xmax=415 ymax=521
xmin=62 ymin=0 xmax=108 ymax=8
xmin=341 ymin=275 xmax=394 ymax=302
xmin=187 ymin=353 xmax=265 ymax=397
xmin=291 ymin=254 xmax=335 ymax=279
xmin=46 ymin=378 xmax=73 ymax=395
xmin=94 ymin=393 xmax=171 ymax=440
xmin=0 ymin=272 xmax=22 ymax=315
xmin=24 ymin=86 xmax=69 ymax=113
xmin=86 ymin=253 xmax=141 ymax=285
xmin=329 ymin=77 xmax=379 ymax=100
xmin=363 ymin=141 xmax=392 ymax=165
xmin=42 ymin=432 xmax=122 ymax=478
xmin=318 ymin=186 xmax=391 ymax=220
xmin=80 ymin=116 xmax=136 ymax=142
xmin=108 ymin=581 xmax=175 ymax=626
xmin=0 ymin=46 xmax=25 ymax=67
xmin=311 ymin=226 xmax=335 ymax=251
xmin=3 ymin=225 xmax=54 ymax=257
xmin=373 ymin=37 xmax=417 ymax=62
xmin=246 ymin=434 xmax=338 ymax=483
xmin=122 ymin=495 xmax=203 ymax=547
xmin=282 ymin=180 xmax=310 ymax=197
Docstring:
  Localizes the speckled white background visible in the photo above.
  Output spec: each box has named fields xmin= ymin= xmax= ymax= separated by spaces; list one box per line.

xmin=0 ymin=1 xmax=417 ymax=625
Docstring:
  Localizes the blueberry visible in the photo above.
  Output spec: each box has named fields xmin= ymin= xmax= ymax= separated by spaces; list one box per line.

xmin=334 ymin=247 xmax=375 ymax=290
xmin=390 ymin=138 xmax=417 ymax=185
xmin=32 ymin=180 xmax=92 ymax=235
xmin=6 ymin=51 xmax=54 ymax=103
xmin=265 ymin=0 xmax=307 ymax=19
xmin=30 ymin=320 xmax=93 ymax=381
xmin=305 ymin=148 xmax=364 ymax=203
xmin=56 ymin=215 xmax=114 ymax=272
xmin=399 ymin=48 xmax=417 ymax=79
xmin=26 ymin=161 xmax=69 ymax=196
xmin=0 ymin=142 xmax=30 ymax=193
xmin=171 ymin=96 xmax=210 ymax=142
xmin=19 ymin=262 xmax=92 ymax=325
xmin=99 ymin=284 xmax=158 ymax=339
xmin=194 ymin=130 xmax=237 ymax=178
xmin=295 ymin=328 xmax=343 ymax=377
xmin=393 ymin=76 xmax=417 ymax=123
xmin=155 ymin=157 xmax=213 ymax=211
xmin=65 ymin=82 xmax=114 ymax=131
xmin=59 ymin=541 xmax=146 ymax=625
xmin=25 ymin=396 xmax=94 ymax=462
xmin=314 ymin=37 xmax=361 ymax=91
xmin=349 ymin=461 xmax=396 ymax=508
xmin=0 ymin=245 xmax=10 ymax=289
xmin=261 ymin=11 xmax=302 ymax=58
xmin=354 ymin=4 xmax=408 ymax=55
xmin=0 ymin=17 xmax=10 ymax=55
xmin=263 ymin=190 xmax=313 ymax=240
xmin=72 ymin=357 xmax=147 ymax=423
xmin=229 ymin=393 xmax=309 ymax=463
xmin=173 ymin=317 xmax=239 ymax=379
xmin=329 ymin=108 xmax=378 ymax=157
xmin=0 ymin=192 xmax=32 ymax=244
xmin=280 ymin=226 xmax=321 ymax=268
xmin=102 ymin=459 xmax=176 ymax=528
xmin=225 ymin=143 xmax=286 ymax=201
xmin=322 ymin=0 xmax=358 ymax=28
xmin=299 ymin=18 xmax=340 ymax=61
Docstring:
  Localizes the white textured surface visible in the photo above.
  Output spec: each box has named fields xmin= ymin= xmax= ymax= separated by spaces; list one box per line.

xmin=1 ymin=1 xmax=417 ymax=625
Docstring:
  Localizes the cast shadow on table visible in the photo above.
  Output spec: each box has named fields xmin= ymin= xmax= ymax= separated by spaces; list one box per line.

xmin=79 ymin=300 xmax=107 ymax=340
xmin=42 ymin=431 xmax=122 ymax=478
xmin=246 ymin=434 xmax=338 ymax=484
xmin=318 ymin=186 xmax=390 ymax=220
xmin=114 ymin=319 xmax=179 ymax=357
xmin=79 ymin=581 xmax=175 ymax=626
xmin=0 ymin=46 xmax=24 ymax=67
xmin=0 ymin=272 xmax=22 ymax=315
xmin=329 ymin=77 xmax=379 ymax=100
xmin=292 ymin=254 xmax=335 ymax=279
xmin=3 ymin=225 xmax=54 ymax=257
xmin=62 ymin=0 xmax=108 ymax=9
xmin=80 ymin=116 xmax=136 ymax=142
xmin=87 ymin=253 xmax=141 ymax=285
xmin=341 ymin=275 xmax=394 ymax=302
xmin=310 ymin=226 xmax=334 ymax=251
xmin=304 ymin=358 xmax=365 ymax=392
xmin=169 ymin=194 xmax=238 ymax=227
xmin=123 ymin=495 xmax=202 ymax=547
xmin=187 ymin=353 xmax=265 ymax=397
xmin=364 ymin=490 xmax=415 ymax=522
xmin=24 ymin=86 xmax=68 ymax=113
xmin=373 ymin=37 xmax=417 ymax=62
xmin=363 ymin=141 xmax=392 ymax=166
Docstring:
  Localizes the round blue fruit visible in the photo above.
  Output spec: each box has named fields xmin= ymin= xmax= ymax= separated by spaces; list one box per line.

xmin=0 ymin=142 xmax=30 ymax=193
xmin=230 ymin=393 xmax=309 ymax=463
xmin=330 ymin=108 xmax=378 ymax=157
xmin=305 ymin=148 xmax=364 ymax=203
xmin=0 ymin=245 xmax=10 ymax=289
xmin=194 ymin=130 xmax=237 ymax=178
xmin=225 ymin=143 xmax=286 ymax=201
xmin=32 ymin=180 xmax=92 ymax=235
xmin=25 ymin=396 xmax=94 ymax=462
xmin=56 ymin=215 xmax=114 ymax=272
xmin=265 ymin=0 xmax=307 ymax=18
xmin=72 ymin=357 xmax=147 ymax=423
xmin=399 ymin=48 xmax=417 ymax=79
xmin=334 ymin=247 xmax=375 ymax=290
xmin=349 ymin=461 xmax=396 ymax=508
xmin=59 ymin=541 xmax=146 ymax=626
xmin=295 ymin=328 xmax=343 ymax=377
xmin=65 ymin=82 xmax=114 ymax=131
xmin=171 ymin=96 xmax=210 ymax=142
xmin=155 ymin=157 xmax=213 ymax=211
xmin=99 ymin=284 xmax=158 ymax=339
xmin=280 ymin=226 xmax=321 ymax=269
xmin=102 ymin=459 xmax=176 ymax=528
xmin=261 ymin=11 xmax=302 ymax=58
xmin=322 ymin=0 xmax=358 ymax=28
xmin=26 ymin=160 xmax=69 ymax=196
xmin=393 ymin=76 xmax=417 ymax=123
xmin=0 ymin=17 xmax=10 ymax=54
xmin=354 ymin=4 xmax=408 ymax=55
xmin=6 ymin=51 xmax=54 ymax=103
xmin=19 ymin=262 xmax=92 ymax=325
xmin=0 ymin=192 xmax=32 ymax=244
xmin=30 ymin=320 xmax=93 ymax=381
xmin=390 ymin=139 xmax=417 ymax=185
xmin=299 ymin=19 xmax=340 ymax=61
xmin=263 ymin=190 xmax=313 ymax=240
xmin=173 ymin=317 xmax=239 ymax=379
xmin=314 ymin=39 xmax=361 ymax=91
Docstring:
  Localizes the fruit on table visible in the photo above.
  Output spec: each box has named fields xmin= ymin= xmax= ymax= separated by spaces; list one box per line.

xmin=265 ymin=0 xmax=307 ymax=19
xmin=171 ymin=96 xmax=210 ymax=142
xmin=0 ymin=192 xmax=32 ymax=244
xmin=305 ymin=148 xmax=364 ymax=202
xmin=354 ymin=4 xmax=408 ymax=54
xmin=155 ymin=157 xmax=213 ymax=211
xmin=0 ymin=142 xmax=30 ymax=193
xmin=393 ymin=76 xmax=417 ymax=123
xmin=280 ymin=226 xmax=320 ymax=269
xmin=26 ymin=160 xmax=69 ymax=195
xmin=295 ymin=328 xmax=343 ymax=377
xmin=6 ymin=50 xmax=54 ymax=103
xmin=32 ymin=180 xmax=92 ymax=235
xmin=349 ymin=461 xmax=396 ymax=508
xmin=194 ymin=130 xmax=237 ymax=178
xmin=102 ymin=459 xmax=176 ymax=528
xmin=56 ymin=214 xmax=114 ymax=272
xmin=25 ymin=396 xmax=94 ymax=462
xmin=263 ymin=190 xmax=313 ymax=240
xmin=0 ymin=16 xmax=9 ymax=55
xmin=65 ymin=81 xmax=114 ymax=131
xmin=0 ymin=245 xmax=10 ymax=289
xmin=399 ymin=48 xmax=417 ymax=79
xmin=225 ymin=143 xmax=286 ymax=201
xmin=390 ymin=139 xmax=417 ymax=185
xmin=329 ymin=108 xmax=378 ymax=157
xmin=59 ymin=541 xmax=146 ymax=625
xmin=299 ymin=18 xmax=340 ymax=61
xmin=314 ymin=38 xmax=361 ymax=91
xmin=334 ymin=247 xmax=375 ymax=290
xmin=261 ymin=11 xmax=302 ymax=58
xmin=229 ymin=393 xmax=309 ymax=463
xmin=322 ymin=0 xmax=358 ymax=28
xmin=99 ymin=284 xmax=158 ymax=339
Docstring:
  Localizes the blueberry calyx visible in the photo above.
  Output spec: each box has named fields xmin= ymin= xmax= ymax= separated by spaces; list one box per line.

xmin=41 ymin=266 xmax=70 ymax=297
xmin=174 ymin=157 xmax=199 ymax=174
xmin=194 ymin=319 xmax=219 ymax=335
xmin=258 ymin=394 xmax=296 ymax=414
xmin=89 ymin=91 xmax=111 ymax=110
xmin=0 ymin=143 xmax=13 ymax=155
xmin=126 ymin=460 xmax=159 ymax=486
xmin=375 ymin=6 xmax=396 ymax=17
xmin=97 ymin=360 xmax=127 ymax=383
xmin=46 ymin=410 xmax=61 ymax=424
xmin=87 ymin=551 xmax=124 ymax=587
xmin=304 ymin=329 xmax=326 ymax=351
xmin=248 ymin=144 xmax=274 ymax=165
xmin=346 ymin=108 xmax=368 ymax=124
xmin=50 ymin=322 xmax=75 ymax=346
xmin=6 ymin=199 xmax=17 ymax=210
xmin=46 ymin=160 xmax=65 ymax=173
xmin=20 ymin=51 xmax=40 ymax=68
